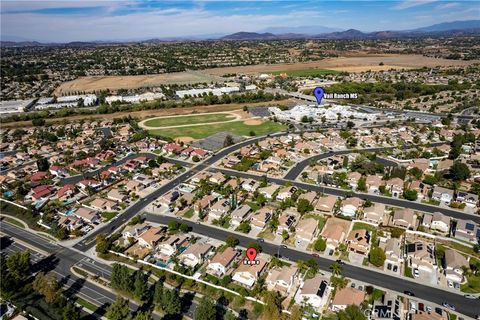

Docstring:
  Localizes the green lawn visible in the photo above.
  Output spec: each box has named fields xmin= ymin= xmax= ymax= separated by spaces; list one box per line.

xmin=149 ymin=120 xmax=287 ymax=139
xmin=183 ymin=208 xmax=194 ymax=218
xmin=352 ymin=222 xmax=377 ymax=232
xmin=271 ymin=69 xmax=340 ymax=77
xmin=144 ymin=113 xmax=234 ymax=127
xmin=101 ymin=211 xmax=118 ymax=222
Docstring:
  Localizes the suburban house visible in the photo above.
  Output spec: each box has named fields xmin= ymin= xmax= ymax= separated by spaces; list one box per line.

xmin=250 ymin=207 xmax=273 ymax=229
xmin=298 ymin=191 xmax=317 ymax=204
xmin=241 ymin=179 xmax=260 ymax=192
xmin=56 ymin=184 xmax=76 ymax=201
xmin=320 ymin=223 xmax=345 ymax=251
xmin=30 ymin=184 xmax=55 ymax=201
xmin=230 ymin=205 xmax=252 ymax=227
xmin=159 ymin=190 xmax=180 ymax=207
xmin=179 ymin=242 xmax=212 ymax=268
xmin=208 ymin=199 xmax=231 ymax=220
xmin=276 ymin=212 xmax=296 ymax=235
xmin=258 ymin=185 xmax=280 ymax=200
xmin=276 ymin=186 xmax=297 ymax=201
xmin=194 ymin=194 xmax=215 ymax=215
xmin=347 ymin=229 xmax=371 ymax=255
xmin=363 ymin=203 xmax=385 ymax=225
xmin=156 ymin=235 xmax=189 ymax=260
xmin=406 ymin=241 xmax=436 ymax=273
xmin=122 ymin=223 xmax=150 ymax=239
xmin=443 ymin=249 xmax=469 ymax=284
xmin=296 ymin=218 xmax=318 ymax=242
xmin=138 ymin=227 xmax=164 ymax=249
xmin=371 ymin=292 xmax=403 ymax=320
xmin=73 ymin=207 xmax=100 ymax=224
xmin=314 ymin=195 xmax=337 ymax=215
xmin=107 ymin=188 xmax=128 ymax=202
xmin=206 ymin=247 xmax=239 ymax=277
xmin=383 ymin=238 xmax=402 ymax=273
xmin=232 ymin=259 xmax=267 ymax=288
xmin=265 ymin=265 xmax=299 ymax=295
xmin=392 ymin=209 xmax=415 ymax=229
xmin=331 ymin=287 xmax=365 ymax=312
xmin=209 ymin=172 xmax=227 ymax=185
xmin=347 ymin=172 xmax=362 ymax=190
xmin=454 ymin=219 xmax=480 ymax=243
xmin=456 ymin=191 xmax=479 ymax=208
xmin=340 ymin=197 xmax=362 ymax=218
xmin=295 ymin=275 xmax=330 ymax=309
xmin=366 ymin=175 xmax=383 ymax=194
xmin=430 ymin=212 xmax=451 ymax=233
xmin=90 ymin=198 xmax=117 ymax=211
xmin=385 ymin=177 xmax=404 ymax=198
xmin=432 ymin=186 xmax=454 ymax=204
xmin=58 ymin=216 xmax=83 ymax=231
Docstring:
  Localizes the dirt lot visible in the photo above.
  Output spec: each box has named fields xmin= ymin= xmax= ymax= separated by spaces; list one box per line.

xmin=203 ymin=54 xmax=479 ymax=75
xmin=55 ymin=70 xmax=223 ymax=95
xmin=54 ymin=54 xmax=479 ymax=94
xmin=1 ymin=99 xmax=295 ymax=128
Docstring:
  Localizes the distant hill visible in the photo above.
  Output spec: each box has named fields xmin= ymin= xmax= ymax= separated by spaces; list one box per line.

xmin=320 ymin=29 xmax=368 ymax=39
xmin=260 ymin=25 xmax=343 ymax=35
xmin=220 ymin=32 xmax=279 ymax=40
xmin=413 ymin=20 xmax=480 ymax=32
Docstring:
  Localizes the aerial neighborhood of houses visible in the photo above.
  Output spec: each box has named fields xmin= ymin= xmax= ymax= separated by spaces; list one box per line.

xmin=1 ymin=105 xmax=479 ymax=320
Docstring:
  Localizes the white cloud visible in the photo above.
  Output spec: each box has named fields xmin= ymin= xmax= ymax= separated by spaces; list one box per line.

xmin=393 ymin=0 xmax=437 ymax=10
xmin=436 ymin=2 xmax=460 ymax=9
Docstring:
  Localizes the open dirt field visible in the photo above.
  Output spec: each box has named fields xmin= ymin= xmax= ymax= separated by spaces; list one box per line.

xmin=54 ymin=70 xmax=223 ymax=95
xmin=244 ymin=119 xmax=263 ymax=125
xmin=1 ymin=99 xmax=295 ymax=128
xmin=203 ymin=54 xmax=479 ymax=75
xmin=54 ymin=54 xmax=479 ymax=94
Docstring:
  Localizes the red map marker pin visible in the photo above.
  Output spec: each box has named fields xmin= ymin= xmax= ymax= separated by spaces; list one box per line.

xmin=246 ymin=247 xmax=257 ymax=262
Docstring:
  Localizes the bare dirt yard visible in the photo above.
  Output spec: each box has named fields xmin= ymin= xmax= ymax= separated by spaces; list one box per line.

xmin=54 ymin=54 xmax=479 ymax=95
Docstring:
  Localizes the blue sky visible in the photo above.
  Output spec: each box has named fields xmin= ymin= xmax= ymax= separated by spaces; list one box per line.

xmin=1 ymin=1 xmax=479 ymax=42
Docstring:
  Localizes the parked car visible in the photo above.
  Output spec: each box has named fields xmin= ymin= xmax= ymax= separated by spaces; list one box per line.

xmin=404 ymin=290 xmax=415 ymax=296
xmin=336 ymin=259 xmax=345 ymax=265
xmin=413 ymin=269 xmax=419 ymax=277
xmin=442 ymin=302 xmax=455 ymax=311
xmin=464 ymin=294 xmax=478 ymax=299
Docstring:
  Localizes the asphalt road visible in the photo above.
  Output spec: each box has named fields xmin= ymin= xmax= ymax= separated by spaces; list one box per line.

xmin=0 ymin=222 xmax=198 ymax=319
xmin=145 ymin=213 xmax=480 ymax=318
xmin=214 ymin=167 xmax=480 ymax=224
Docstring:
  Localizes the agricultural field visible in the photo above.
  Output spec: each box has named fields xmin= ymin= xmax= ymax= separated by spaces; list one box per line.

xmin=149 ymin=120 xmax=286 ymax=140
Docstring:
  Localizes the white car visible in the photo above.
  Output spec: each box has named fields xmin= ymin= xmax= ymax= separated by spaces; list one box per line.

xmin=413 ymin=269 xmax=419 ymax=277
xmin=447 ymin=280 xmax=453 ymax=288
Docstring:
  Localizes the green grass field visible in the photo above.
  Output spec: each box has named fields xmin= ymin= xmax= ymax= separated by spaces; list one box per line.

xmin=149 ymin=120 xmax=287 ymax=139
xmin=271 ymin=69 xmax=340 ymax=77
xmin=143 ymin=113 xmax=235 ymax=127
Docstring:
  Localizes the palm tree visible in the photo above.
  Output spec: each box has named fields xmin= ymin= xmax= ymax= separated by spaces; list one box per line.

xmin=330 ymin=261 xmax=342 ymax=276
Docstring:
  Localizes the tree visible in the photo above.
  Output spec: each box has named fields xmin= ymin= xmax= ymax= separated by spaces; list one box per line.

xmin=32 ymin=118 xmax=46 ymax=126
xmin=6 ymin=251 xmax=30 ymax=281
xmin=192 ymin=155 xmax=200 ymax=162
xmin=330 ymin=276 xmax=348 ymax=289
xmin=62 ymin=303 xmax=80 ymax=320
xmin=237 ymin=222 xmax=251 ymax=233
xmin=330 ymin=262 xmax=342 ymax=276
xmin=403 ymin=189 xmax=418 ymax=201
xmin=36 ymin=157 xmax=50 ymax=171
xmin=153 ymin=281 xmax=164 ymax=306
xmin=195 ymin=296 xmax=217 ymax=320
xmin=408 ymin=167 xmax=423 ymax=180
xmin=262 ymin=291 xmax=282 ymax=320
xmin=105 ymin=296 xmax=130 ymax=320
xmin=314 ymin=238 xmax=326 ymax=252
xmin=96 ymin=234 xmax=109 ymax=254
xmin=32 ymin=272 xmax=59 ymax=304
xmin=282 ymin=229 xmax=289 ymax=241
xmin=390 ymin=227 xmax=404 ymax=238
xmin=225 ymin=235 xmax=239 ymax=247
xmin=297 ymin=198 xmax=313 ymax=214
xmin=289 ymin=305 xmax=302 ymax=320
xmin=357 ymin=177 xmax=367 ymax=192
xmin=337 ymin=305 xmax=367 ymax=320
xmin=179 ymin=223 xmax=189 ymax=233
xmin=450 ymin=162 xmax=471 ymax=181
xmin=161 ymin=289 xmax=182 ymax=315
xmin=133 ymin=311 xmax=152 ymax=320
xmin=223 ymin=135 xmax=234 ymax=147
xmin=369 ymin=247 xmax=386 ymax=267
xmin=133 ymin=270 xmax=148 ymax=301
xmin=168 ymin=220 xmax=179 ymax=232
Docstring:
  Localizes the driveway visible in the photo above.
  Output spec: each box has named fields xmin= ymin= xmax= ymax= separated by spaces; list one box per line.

xmin=415 ymin=267 xmax=438 ymax=286
xmin=348 ymin=251 xmax=366 ymax=265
